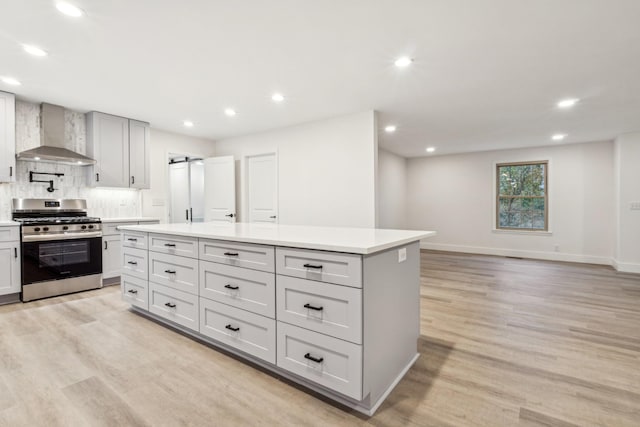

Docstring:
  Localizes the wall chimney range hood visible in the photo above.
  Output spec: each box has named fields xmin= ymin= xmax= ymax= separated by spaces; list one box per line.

xmin=16 ymin=103 xmax=96 ymax=166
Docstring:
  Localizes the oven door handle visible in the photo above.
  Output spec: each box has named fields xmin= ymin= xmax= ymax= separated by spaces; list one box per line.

xmin=22 ymin=231 xmax=103 ymax=242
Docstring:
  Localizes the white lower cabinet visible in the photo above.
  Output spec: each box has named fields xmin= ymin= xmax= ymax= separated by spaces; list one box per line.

xmin=121 ymin=274 xmax=148 ymax=310
xmin=276 ymin=322 xmax=363 ymax=400
xmin=149 ymin=251 xmax=199 ymax=294
xmin=122 ymin=247 xmax=148 ymax=280
xmin=276 ymin=275 xmax=362 ymax=344
xmin=200 ymin=260 xmax=275 ymax=318
xmin=0 ymin=241 xmax=20 ymax=296
xmin=103 ymin=234 xmax=122 ymax=279
xmin=200 ymin=298 xmax=276 ymax=363
xmin=119 ymin=230 xmax=421 ymax=415
xmin=149 ymin=282 xmax=198 ymax=330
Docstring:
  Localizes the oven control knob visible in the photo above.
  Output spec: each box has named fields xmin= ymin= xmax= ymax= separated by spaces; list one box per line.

xmin=43 ymin=227 xmax=49 ymax=232
xmin=88 ymin=225 xmax=94 ymax=229
xmin=34 ymin=227 xmax=41 ymax=232
xmin=81 ymin=225 xmax=87 ymax=230
xmin=63 ymin=226 xmax=69 ymax=231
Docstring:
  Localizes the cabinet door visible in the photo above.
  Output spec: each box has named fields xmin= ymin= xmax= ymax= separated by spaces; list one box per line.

xmin=0 ymin=242 xmax=20 ymax=296
xmin=86 ymin=112 xmax=129 ymax=188
xmin=0 ymin=91 xmax=16 ymax=183
xmin=129 ymin=120 xmax=150 ymax=189
xmin=102 ymin=234 xmax=122 ymax=279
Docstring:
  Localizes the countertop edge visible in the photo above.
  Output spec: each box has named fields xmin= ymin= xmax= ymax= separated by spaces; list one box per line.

xmin=118 ymin=224 xmax=436 ymax=254
xmin=101 ymin=218 xmax=160 ymax=223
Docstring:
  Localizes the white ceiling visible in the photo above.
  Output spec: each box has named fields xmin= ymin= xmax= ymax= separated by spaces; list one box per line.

xmin=1 ymin=0 xmax=639 ymax=157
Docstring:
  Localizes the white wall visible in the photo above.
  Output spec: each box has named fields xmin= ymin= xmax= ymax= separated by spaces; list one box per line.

xmin=214 ymin=111 xmax=378 ymax=228
xmin=613 ymin=133 xmax=640 ymax=272
xmin=407 ymin=141 xmax=614 ymax=264
xmin=141 ymin=129 xmax=215 ymax=222
xmin=378 ymin=149 xmax=407 ymax=229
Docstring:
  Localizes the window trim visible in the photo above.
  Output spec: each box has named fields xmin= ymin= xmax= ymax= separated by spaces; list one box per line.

xmin=495 ymin=160 xmax=549 ymax=232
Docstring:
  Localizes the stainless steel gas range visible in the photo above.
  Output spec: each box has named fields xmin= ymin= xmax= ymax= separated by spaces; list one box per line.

xmin=12 ymin=198 xmax=103 ymax=302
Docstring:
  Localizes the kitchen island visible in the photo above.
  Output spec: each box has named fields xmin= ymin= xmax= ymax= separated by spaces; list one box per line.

xmin=118 ymin=222 xmax=435 ymax=415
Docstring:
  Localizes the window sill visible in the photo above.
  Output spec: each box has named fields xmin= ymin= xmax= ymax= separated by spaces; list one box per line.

xmin=492 ymin=229 xmax=553 ymax=236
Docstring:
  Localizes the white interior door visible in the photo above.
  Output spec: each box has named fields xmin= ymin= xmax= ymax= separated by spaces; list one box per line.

xmin=246 ymin=153 xmax=278 ymax=223
xmin=189 ymin=160 xmax=205 ymax=222
xmin=204 ymin=156 xmax=236 ymax=222
xmin=169 ymin=162 xmax=190 ymax=223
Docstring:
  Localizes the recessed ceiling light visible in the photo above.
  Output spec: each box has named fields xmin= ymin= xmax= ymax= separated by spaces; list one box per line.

xmin=394 ymin=57 xmax=413 ymax=67
xmin=557 ymin=98 xmax=579 ymax=108
xmin=34 ymin=157 xmax=41 ymax=161
xmin=552 ymin=133 xmax=567 ymax=141
xmin=426 ymin=147 xmax=436 ymax=153
xmin=271 ymin=93 xmax=284 ymax=103
xmin=385 ymin=125 xmax=397 ymax=133
xmin=224 ymin=108 xmax=236 ymax=117
xmin=183 ymin=120 xmax=194 ymax=127
xmin=77 ymin=161 xmax=83 ymax=164
xmin=23 ymin=44 xmax=47 ymax=57
xmin=1 ymin=77 xmax=21 ymax=86
xmin=56 ymin=2 xmax=84 ymax=17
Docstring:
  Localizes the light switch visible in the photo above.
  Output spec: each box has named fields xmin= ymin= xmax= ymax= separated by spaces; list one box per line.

xmin=630 ymin=201 xmax=640 ymax=211
xmin=398 ymin=247 xmax=407 ymax=263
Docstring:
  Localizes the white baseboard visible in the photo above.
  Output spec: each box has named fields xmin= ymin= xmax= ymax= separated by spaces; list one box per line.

xmin=420 ymin=242 xmax=613 ymax=266
xmin=611 ymin=259 xmax=640 ymax=274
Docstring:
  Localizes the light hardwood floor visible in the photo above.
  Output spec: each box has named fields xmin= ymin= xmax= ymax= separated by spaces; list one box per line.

xmin=0 ymin=250 xmax=639 ymax=426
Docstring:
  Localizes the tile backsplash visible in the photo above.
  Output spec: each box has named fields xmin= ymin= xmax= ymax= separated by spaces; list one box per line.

xmin=0 ymin=100 xmax=141 ymax=220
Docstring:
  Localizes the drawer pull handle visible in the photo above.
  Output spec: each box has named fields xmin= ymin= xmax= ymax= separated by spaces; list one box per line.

xmin=303 ymin=263 xmax=323 ymax=269
xmin=304 ymin=353 xmax=324 ymax=364
xmin=304 ymin=303 xmax=324 ymax=311
xmin=224 ymin=252 xmax=239 ymax=257
xmin=164 ymin=243 xmax=177 ymax=247
xmin=164 ymin=270 xmax=176 ymax=274
xmin=127 ymin=289 xmax=138 ymax=294
xmin=127 ymin=261 xmax=138 ymax=265
xmin=225 ymin=324 xmax=240 ymax=332
xmin=127 ymin=238 xmax=138 ymax=242
xmin=164 ymin=302 xmax=176 ymax=308
xmin=224 ymin=284 xmax=239 ymax=290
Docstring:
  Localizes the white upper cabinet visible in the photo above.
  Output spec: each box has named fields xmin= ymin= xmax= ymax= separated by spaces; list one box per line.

xmin=87 ymin=112 xmax=130 ymax=187
xmin=129 ymin=119 xmax=150 ymax=189
xmin=86 ymin=112 xmax=150 ymax=189
xmin=0 ymin=91 xmax=16 ymax=183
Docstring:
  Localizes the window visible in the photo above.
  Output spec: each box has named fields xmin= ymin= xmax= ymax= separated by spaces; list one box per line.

xmin=496 ymin=161 xmax=548 ymax=231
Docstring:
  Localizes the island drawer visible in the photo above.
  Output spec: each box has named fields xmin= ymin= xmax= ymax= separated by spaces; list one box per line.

xmin=149 ymin=233 xmax=198 ymax=259
xmin=149 ymin=282 xmax=199 ymax=331
xmin=0 ymin=227 xmax=19 ymax=242
xmin=276 ymin=275 xmax=362 ymax=344
xmin=276 ymin=322 xmax=362 ymax=400
xmin=200 ymin=298 xmax=276 ymax=364
xmin=122 ymin=247 xmax=148 ymax=280
xmin=121 ymin=274 xmax=148 ymax=310
xmin=200 ymin=260 xmax=275 ymax=318
xmin=122 ymin=230 xmax=148 ymax=250
xmin=149 ymin=251 xmax=199 ymax=295
xmin=103 ymin=222 xmax=137 ymax=236
xmin=275 ymin=248 xmax=362 ymax=288
xmin=199 ymin=239 xmax=274 ymax=273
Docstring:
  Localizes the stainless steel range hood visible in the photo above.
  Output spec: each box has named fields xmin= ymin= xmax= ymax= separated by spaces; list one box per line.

xmin=16 ymin=103 xmax=96 ymax=166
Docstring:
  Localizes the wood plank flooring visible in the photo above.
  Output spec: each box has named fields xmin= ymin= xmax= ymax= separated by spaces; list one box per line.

xmin=0 ymin=250 xmax=639 ymax=426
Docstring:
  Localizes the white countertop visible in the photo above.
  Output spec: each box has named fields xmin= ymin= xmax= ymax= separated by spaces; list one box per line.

xmin=119 ymin=222 xmax=436 ymax=254
xmin=0 ymin=221 xmax=19 ymax=227
xmin=101 ymin=217 xmax=160 ymax=223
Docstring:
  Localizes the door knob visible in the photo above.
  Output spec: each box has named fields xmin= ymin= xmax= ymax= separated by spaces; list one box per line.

xmin=225 ymin=213 xmax=235 ymax=218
